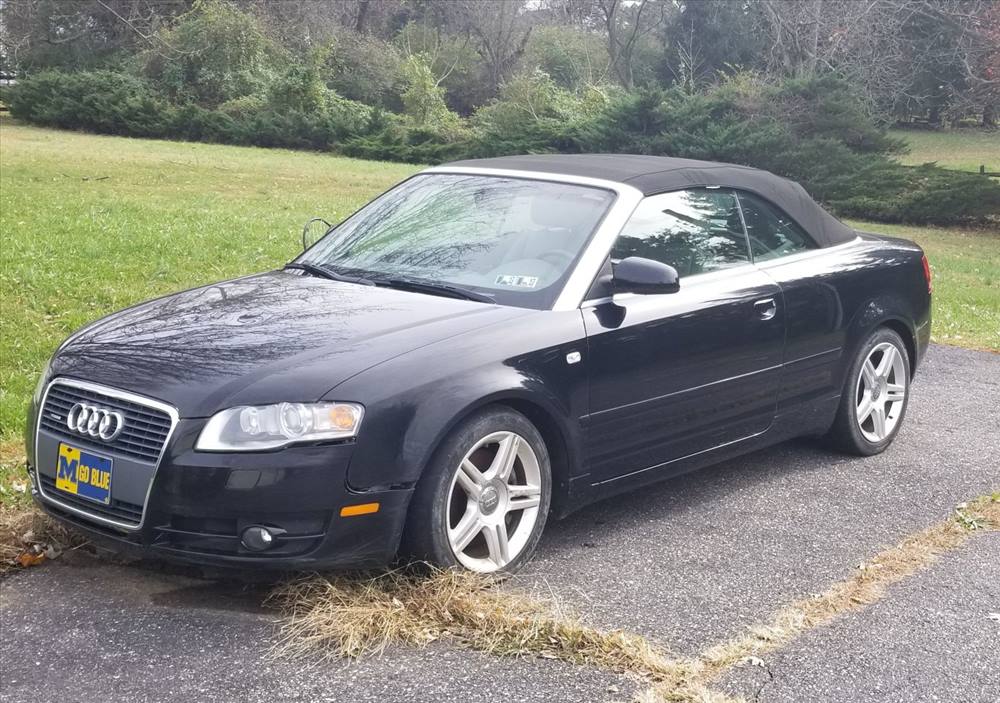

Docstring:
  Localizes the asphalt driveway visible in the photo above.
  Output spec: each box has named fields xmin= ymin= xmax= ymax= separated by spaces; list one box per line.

xmin=1 ymin=344 xmax=998 ymax=703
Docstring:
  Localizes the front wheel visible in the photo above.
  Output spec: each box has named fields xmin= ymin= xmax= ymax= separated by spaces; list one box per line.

xmin=403 ymin=407 xmax=552 ymax=574
xmin=826 ymin=327 xmax=911 ymax=456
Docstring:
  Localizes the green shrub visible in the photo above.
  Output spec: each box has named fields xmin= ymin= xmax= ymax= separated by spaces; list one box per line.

xmin=217 ymin=93 xmax=266 ymax=119
xmin=467 ymin=70 xmax=610 ymax=157
xmin=571 ymin=80 xmax=999 ymax=225
xmin=521 ymin=26 xmax=609 ymax=91
xmin=343 ymin=112 xmax=465 ymax=164
xmin=142 ymin=0 xmax=276 ymax=107
xmin=267 ymin=63 xmax=328 ymax=114
xmin=400 ymin=55 xmax=464 ymax=135
xmin=7 ymin=70 xmax=173 ymax=137
xmin=9 ymin=69 xmax=997 ymax=225
xmin=829 ymin=164 xmax=1000 ymax=225
xmin=322 ymin=31 xmax=404 ymax=109
xmin=394 ymin=22 xmax=486 ymax=115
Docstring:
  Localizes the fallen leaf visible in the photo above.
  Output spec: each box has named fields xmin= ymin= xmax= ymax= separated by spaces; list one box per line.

xmin=987 ymin=613 xmax=1000 ymax=623
xmin=16 ymin=551 xmax=45 ymax=568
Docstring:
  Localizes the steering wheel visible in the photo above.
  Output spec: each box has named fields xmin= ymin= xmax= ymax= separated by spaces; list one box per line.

xmin=537 ymin=249 xmax=575 ymax=268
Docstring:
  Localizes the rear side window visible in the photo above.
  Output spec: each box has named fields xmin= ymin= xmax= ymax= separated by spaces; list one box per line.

xmin=736 ymin=191 xmax=817 ymax=262
xmin=612 ymin=189 xmax=750 ymax=277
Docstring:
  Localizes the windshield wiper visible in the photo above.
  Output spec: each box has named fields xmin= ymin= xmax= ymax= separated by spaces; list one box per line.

xmin=284 ymin=262 xmax=374 ymax=286
xmin=373 ymin=276 xmax=496 ymax=304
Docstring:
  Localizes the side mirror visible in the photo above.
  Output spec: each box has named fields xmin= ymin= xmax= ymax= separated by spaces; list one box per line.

xmin=302 ymin=217 xmax=332 ymax=251
xmin=613 ymin=257 xmax=680 ymax=295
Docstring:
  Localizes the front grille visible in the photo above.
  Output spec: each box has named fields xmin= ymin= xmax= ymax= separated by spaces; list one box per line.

xmin=39 ymin=384 xmax=172 ymax=463
xmin=40 ymin=474 xmax=144 ymax=525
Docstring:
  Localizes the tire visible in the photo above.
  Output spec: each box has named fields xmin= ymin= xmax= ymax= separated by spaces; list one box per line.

xmin=826 ymin=327 xmax=911 ymax=456
xmin=402 ymin=406 xmax=552 ymax=574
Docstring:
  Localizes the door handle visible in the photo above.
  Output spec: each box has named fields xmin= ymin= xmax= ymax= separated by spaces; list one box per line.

xmin=753 ymin=298 xmax=777 ymax=321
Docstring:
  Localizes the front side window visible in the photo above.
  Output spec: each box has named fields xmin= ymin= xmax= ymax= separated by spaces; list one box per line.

xmin=736 ymin=191 xmax=817 ymax=261
xmin=612 ymin=189 xmax=750 ymax=277
xmin=299 ymin=174 xmax=616 ymax=309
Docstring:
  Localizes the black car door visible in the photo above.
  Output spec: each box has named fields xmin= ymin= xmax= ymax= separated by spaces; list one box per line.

xmin=734 ymin=189 xmax=846 ymax=419
xmin=581 ymin=188 xmax=785 ymax=485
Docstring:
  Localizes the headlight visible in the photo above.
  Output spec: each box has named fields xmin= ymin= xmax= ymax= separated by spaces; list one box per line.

xmin=195 ymin=402 xmax=364 ymax=451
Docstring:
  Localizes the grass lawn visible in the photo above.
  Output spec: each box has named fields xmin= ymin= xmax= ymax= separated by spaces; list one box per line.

xmin=889 ymin=128 xmax=1000 ymax=172
xmin=1 ymin=121 xmax=998 ymax=505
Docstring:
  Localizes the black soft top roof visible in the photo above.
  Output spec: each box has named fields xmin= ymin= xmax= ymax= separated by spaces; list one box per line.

xmin=443 ymin=154 xmax=857 ymax=248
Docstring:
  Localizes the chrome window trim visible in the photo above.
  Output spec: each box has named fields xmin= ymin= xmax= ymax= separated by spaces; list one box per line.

xmin=34 ymin=377 xmax=180 ymax=532
xmin=420 ymin=166 xmax=645 ymax=311
xmin=752 ymin=235 xmax=863 ymax=269
xmin=581 ymin=236 xmax=864 ymax=308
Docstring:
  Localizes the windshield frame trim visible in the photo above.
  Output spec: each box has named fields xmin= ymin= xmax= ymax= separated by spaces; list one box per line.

xmin=420 ymin=166 xmax=644 ymax=311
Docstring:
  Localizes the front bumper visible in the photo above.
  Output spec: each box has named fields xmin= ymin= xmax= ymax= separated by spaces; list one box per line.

xmin=30 ymin=411 xmax=413 ymax=571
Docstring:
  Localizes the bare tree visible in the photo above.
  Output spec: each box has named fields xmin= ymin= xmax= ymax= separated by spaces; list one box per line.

xmin=593 ymin=0 xmax=671 ymax=89
xmin=0 ymin=0 xmax=189 ymax=71
xmin=450 ymin=0 xmax=534 ymax=92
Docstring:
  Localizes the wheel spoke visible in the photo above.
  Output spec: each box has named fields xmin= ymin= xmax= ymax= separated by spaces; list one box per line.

xmin=449 ymin=508 xmax=481 ymax=553
xmin=871 ymin=405 xmax=887 ymax=439
xmin=457 ymin=459 xmax=485 ymax=499
xmin=508 ymin=494 xmax=540 ymax=512
xmin=876 ymin=345 xmax=897 ymax=378
xmin=857 ymin=395 xmax=874 ymax=423
xmin=862 ymin=359 xmax=877 ymax=388
xmin=483 ymin=523 xmax=510 ymax=566
xmin=885 ymin=383 xmax=906 ymax=403
xmin=489 ymin=434 xmax=520 ymax=481
xmin=507 ymin=483 xmax=541 ymax=512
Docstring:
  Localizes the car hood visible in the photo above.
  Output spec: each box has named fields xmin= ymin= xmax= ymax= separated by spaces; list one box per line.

xmin=50 ymin=271 xmax=528 ymax=417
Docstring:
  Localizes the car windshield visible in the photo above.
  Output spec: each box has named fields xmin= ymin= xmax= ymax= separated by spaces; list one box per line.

xmin=296 ymin=174 xmax=616 ymax=309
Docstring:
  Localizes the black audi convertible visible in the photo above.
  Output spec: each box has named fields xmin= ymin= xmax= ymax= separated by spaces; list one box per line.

xmin=26 ymin=154 xmax=932 ymax=573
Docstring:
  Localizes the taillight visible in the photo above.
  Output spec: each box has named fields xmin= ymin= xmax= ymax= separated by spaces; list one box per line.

xmin=921 ymin=253 xmax=932 ymax=294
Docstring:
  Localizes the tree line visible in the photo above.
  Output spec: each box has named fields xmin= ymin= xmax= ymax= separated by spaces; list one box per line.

xmin=2 ymin=0 xmax=998 ymax=225
xmin=3 ymin=0 xmax=997 ymax=125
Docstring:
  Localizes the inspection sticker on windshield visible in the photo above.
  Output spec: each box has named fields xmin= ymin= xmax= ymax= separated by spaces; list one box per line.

xmin=495 ymin=275 xmax=539 ymax=288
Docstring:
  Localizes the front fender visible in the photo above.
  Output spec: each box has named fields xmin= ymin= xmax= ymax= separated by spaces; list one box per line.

xmin=329 ymin=310 xmax=589 ymax=493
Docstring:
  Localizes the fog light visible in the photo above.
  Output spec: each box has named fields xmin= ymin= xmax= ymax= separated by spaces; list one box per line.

xmin=241 ymin=525 xmax=281 ymax=552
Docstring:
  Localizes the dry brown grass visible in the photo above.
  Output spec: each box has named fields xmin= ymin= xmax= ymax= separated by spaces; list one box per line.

xmin=0 ymin=505 xmax=86 ymax=576
xmin=695 ymin=494 xmax=1000 ymax=678
xmin=635 ymin=494 xmax=1000 ymax=702
xmin=0 ymin=437 xmax=90 ymax=576
xmin=263 ymin=493 xmax=1000 ymax=703
xmin=0 ymin=439 xmax=25 ymax=465
xmin=271 ymin=495 xmax=1000 ymax=703
xmin=272 ymin=567 xmax=696 ymax=685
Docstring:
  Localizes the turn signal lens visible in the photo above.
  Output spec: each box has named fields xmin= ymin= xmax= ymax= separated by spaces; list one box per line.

xmin=340 ymin=502 xmax=380 ymax=517
xmin=921 ymin=253 xmax=932 ymax=294
xmin=329 ymin=404 xmax=361 ymax=431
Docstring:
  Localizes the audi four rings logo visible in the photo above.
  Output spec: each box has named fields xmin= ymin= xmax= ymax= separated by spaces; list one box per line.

xmin=66 ymin=403 xmax=126 ymax=442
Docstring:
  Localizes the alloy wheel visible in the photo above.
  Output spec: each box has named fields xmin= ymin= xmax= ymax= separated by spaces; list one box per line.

xmin=855 ymin=342 xmax=907 ymax=443
xmin=446 ymin=430 xmax=543 ymax=572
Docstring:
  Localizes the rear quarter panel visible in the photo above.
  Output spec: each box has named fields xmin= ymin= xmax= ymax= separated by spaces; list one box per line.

xmin=761 ymin=234 xmax=931 ymax=422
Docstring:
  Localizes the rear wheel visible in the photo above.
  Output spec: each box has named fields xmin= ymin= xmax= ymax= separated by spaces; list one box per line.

xmin=826 ymin=327 xmax=911 ymax=455
xmin=403 ymin=407 xmax=551 ymax=574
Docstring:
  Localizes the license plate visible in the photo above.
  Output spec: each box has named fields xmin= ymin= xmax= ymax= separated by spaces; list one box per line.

xmin=55 ymin=443 xmax=113 ymax=505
